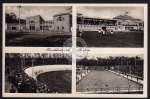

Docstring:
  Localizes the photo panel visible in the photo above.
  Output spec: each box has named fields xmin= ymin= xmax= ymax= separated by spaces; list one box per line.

xmin=5 ymin=5 xmax=72 ymax=47
xmin=2 ymin=3 xmax=147 ymax=98
xmin=76 ymin=6 xmax=145 ymax=47
xmin=5 ymin=53 xmax=72 ymax=93
xmin=76 ymin=54 xmax=144 ymax=94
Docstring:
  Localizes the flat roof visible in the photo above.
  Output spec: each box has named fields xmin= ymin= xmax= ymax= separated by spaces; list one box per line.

xmin=53 ymin=13 xmax=71 ymax=17
xmin=44 ymin=20 xmax=54 ymax=22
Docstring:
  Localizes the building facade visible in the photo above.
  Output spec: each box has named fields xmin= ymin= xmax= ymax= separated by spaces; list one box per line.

xmin=26 ymin=15 xmax=44 ymax=31
xmin=77 ymin=14 xmax=144 ymax=31
xmin=25 ymin=13 xmax=72 ymax=32
xmin=53 ymin=13 xmax=72 ymax=32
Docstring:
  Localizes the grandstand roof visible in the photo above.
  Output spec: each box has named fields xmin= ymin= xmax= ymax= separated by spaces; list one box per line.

xmin=77 ymin=16 xmax=117 ymax=21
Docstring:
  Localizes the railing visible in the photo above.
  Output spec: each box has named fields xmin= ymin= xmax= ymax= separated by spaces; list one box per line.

xmin=77 ymin=87 xmax=143 ymax=94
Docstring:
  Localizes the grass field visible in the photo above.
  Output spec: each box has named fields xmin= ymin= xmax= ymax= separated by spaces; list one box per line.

xmin=77 ymin=31 xmax=144 ymax=47
xmin=76 ymin=71 xmax=142 ymax=93
xmin=37 ymin=70 xmax=71 ymax=93
xmin=5 ymin=31 xmax=71 ymax=47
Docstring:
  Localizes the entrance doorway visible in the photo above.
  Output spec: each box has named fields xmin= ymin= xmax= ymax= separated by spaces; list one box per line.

xmin=30 ymin=26 xmax=35 ymax=30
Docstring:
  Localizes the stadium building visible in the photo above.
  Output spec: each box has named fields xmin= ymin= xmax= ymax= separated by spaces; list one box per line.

xmin=77 ymin=13 xmax=144 ymax=31
xmin=6 ymin=12 xmax=72 ymax=33
xmin=26 ymin=13 xmax=72 ymax=32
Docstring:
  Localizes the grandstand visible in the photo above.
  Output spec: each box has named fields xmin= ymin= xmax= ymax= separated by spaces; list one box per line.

xmin=77 ymin=12 xmax=144 ymax=32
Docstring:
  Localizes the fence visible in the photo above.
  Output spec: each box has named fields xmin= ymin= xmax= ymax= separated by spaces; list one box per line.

xmin=77 ymin=86 xmax=143 ymax=94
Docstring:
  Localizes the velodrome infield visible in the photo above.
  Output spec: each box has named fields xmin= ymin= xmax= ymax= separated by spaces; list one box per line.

xmin=37 ymin=70 xmax=71 ymax=93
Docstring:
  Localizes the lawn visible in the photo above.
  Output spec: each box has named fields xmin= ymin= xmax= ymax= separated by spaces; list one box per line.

xmin=5 ymin=31 xmax=72 ymax=47
xmin=77 ymin=31 xmax=144 ymax=47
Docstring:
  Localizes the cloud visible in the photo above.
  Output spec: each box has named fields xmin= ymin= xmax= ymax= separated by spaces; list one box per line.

xmin=77 ymin=6 xmax=144 ymax=20
xmin=5 ymin=6 xmax=70 ymax=20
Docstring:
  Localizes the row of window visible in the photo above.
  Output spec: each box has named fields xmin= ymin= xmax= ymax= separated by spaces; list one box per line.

xmin=39 ymin=26 xmax=65 ymax=30
xmin=79 ymin=25 xmax=116 ymax=28
xmin=40 ymin=21 xmax=54 ymax=24
xmin=40 ymin=26 xmax=53 ymax=29
xmin=40 ymin=26 xmax=53 ymax=28
xmin=77 ymin=23 xmax=116 ymax=25
xmin=57 ymin=26 xmax=64 ymax=30
xmin=107 ymin=27 xmax=116 ymax=29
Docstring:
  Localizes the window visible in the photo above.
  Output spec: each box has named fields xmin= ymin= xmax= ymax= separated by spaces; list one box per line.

xmin=12 ymin=27 xmax=16 ymax=30
xmin=40 ymin=26 xmax=42 ymax=30
xmin=62 ymin=26 xmax=64 ymax=29
xmin=43 ymin=26 xmax=45 ymax=30
xmin=50 ymin=26 xmax=52 ymax=28
xmin=58 ymin=27 xmax=59 ymax=30
xmin=46 ymin=26 xmax=49 ymax=30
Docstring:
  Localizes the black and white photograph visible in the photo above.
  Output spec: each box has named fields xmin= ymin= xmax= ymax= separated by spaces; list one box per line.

xmin=76 ymin=54 xmax=144 ymax=94
xmin=2 ymin=3 xmax=147 ymax=98
xmin=5 ymin=5 xmax=72 ymax=47
xmin=5 ymin=53 xmax=72 ymax=93
xmin=77 ymin=6 xmax=144 ymax=47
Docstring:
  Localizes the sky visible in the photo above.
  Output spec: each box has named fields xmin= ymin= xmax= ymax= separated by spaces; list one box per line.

xmin=77 ymin=6 xmax=144 ymax=20
xmin=5 ymin=6 xmax=71 ymax=20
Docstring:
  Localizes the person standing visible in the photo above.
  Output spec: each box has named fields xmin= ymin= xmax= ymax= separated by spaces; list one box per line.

xmin=10 ymin=85 xmax=16 ymax=93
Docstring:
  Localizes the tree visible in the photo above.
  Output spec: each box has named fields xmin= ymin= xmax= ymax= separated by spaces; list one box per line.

xmin=65 ymin=6 xmax=72 ymax=13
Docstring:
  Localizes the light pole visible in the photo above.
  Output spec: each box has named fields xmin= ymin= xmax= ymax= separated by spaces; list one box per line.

xmin=31 ymin=55 xmax=34 ymax=78
xmin=17 ymin=6 xmax=21 ymax=31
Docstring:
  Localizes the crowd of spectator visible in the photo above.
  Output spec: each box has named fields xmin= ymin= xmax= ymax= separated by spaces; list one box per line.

xmin=7 ymin=66 xmax=56 ymax=93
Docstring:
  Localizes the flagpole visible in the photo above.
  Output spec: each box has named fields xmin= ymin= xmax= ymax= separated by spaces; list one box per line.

xmin=17 ymin=6 xmax=21 ymax=31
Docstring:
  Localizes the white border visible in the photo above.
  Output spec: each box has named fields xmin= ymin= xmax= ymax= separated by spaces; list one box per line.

xmin=2 ymin=3 xmax=148 ymax=98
